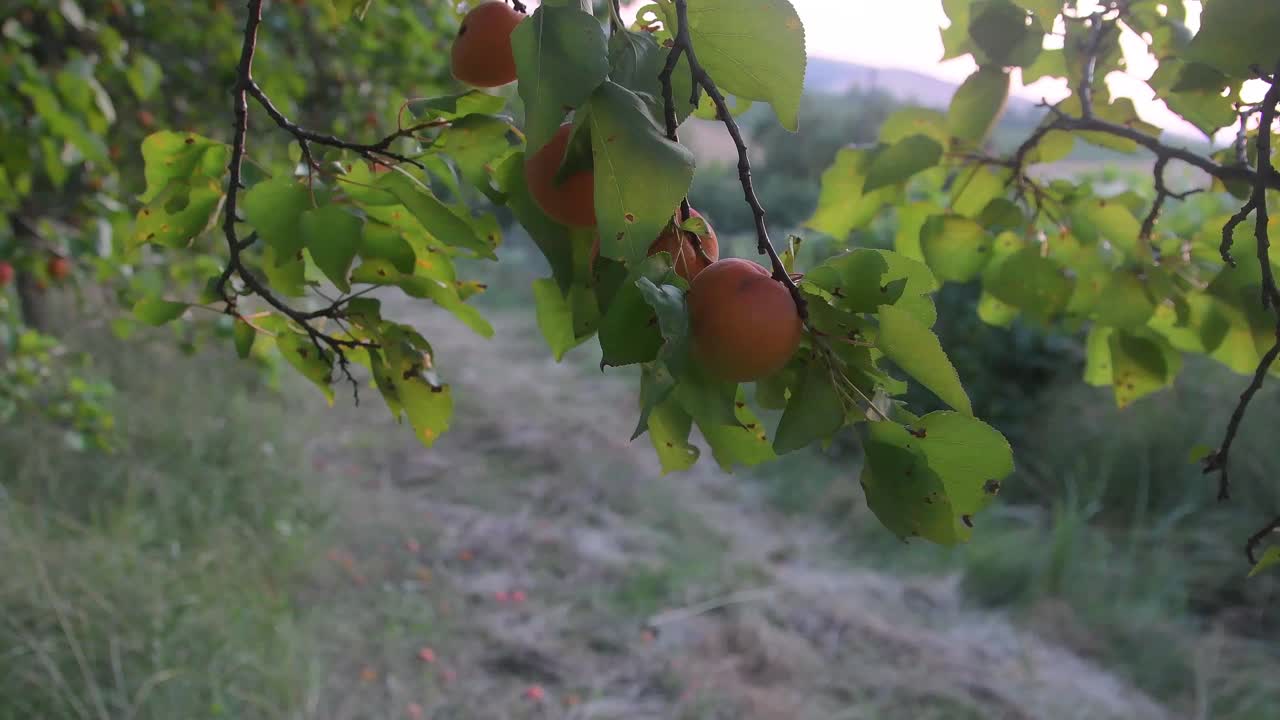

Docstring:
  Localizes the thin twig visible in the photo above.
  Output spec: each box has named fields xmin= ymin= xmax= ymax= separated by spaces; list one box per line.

xmin=644 ymin=587 xmax=778 ymax=630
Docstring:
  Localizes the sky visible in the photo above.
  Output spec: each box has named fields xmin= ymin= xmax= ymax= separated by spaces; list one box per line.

xmin=608 ymin=0 xmax=1259 ymax=142
xmin=788 ymin=0 xmax=1212 ymax=137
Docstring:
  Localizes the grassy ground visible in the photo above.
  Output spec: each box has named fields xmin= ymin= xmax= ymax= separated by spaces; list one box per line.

xmin=3 ymin=282 xmax=1278 ymax=718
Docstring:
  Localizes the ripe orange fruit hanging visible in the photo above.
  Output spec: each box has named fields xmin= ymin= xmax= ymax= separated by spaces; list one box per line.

xmin=589 ymin=208 xmax=719 ymax=282
xmin=451 ymin=2 xmax=524 ymax=88
xmin=687 ymin=258 xmax=802 ymax=382
xmin=648 ymin=209 xmax=719 ymax=282
xmin=47 ymin=255 xmax=71 ymax=281
xmin=525 ymin=123 xmax=596 ymax=227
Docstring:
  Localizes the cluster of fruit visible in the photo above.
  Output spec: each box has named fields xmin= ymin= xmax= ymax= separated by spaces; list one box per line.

xmin=450 ymin=2 xmax=802 ymax=383
xmin=0 ymin=254 xmax=71 ymax=289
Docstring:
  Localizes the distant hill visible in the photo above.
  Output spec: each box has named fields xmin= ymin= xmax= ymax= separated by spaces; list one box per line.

xmin=804 ymin=56 xmax=1041 ymax=118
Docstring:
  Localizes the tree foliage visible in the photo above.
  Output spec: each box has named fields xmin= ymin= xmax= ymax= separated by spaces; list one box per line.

xmin=3 ymin=0 xmax=1280 ymax=572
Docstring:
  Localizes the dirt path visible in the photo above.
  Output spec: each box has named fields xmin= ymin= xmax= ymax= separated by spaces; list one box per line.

xmin=302 ymin=311 xmax=1170 ymax=720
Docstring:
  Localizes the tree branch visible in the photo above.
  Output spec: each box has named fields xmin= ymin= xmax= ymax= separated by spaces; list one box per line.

xmin=657 ymin=36 xmax=693 ymax=224
xmin=1139 ymin=154 xmax=1202 ymax=251
xmin=220 ymin=0 xmax=377 ymax=402
xmin=1074 ymin=12 xmax=1112 ymax=119
xmin=244 ymin=80 xmax=426 ymax=169
xmin=1203 ymin=68 xmax=1280 ymax=504
xmin=662 ymin=0 xmax=807 ymax=319
xmin=1017 ymin=104 xmax=1280 ymax=193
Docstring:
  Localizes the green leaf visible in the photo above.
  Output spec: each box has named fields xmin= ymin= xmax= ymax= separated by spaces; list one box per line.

xmin=360 ymin=223 xmax=418 ymax=275
xmin=588 ymin=81 xmax=695 ymax=264
xmin=1249 ymin=547 xmax=1280 ymax=579
xmin=648 ymin=397 xmax=700 ymax=474
xmin=378 ymin=325 xmax=453 ymax=447
xmin=875 ymin=250 xmax=941 ymax=326
xmin=892 ymin=202 xmax=942 ymax=261
xmin=400 ymin=380 xmax=453 ymax=449
xmin=670 ymin=0 xmax=807 ymax=131
xmin=511 ymin=5 xmax=611 ymax=153
xmin=407 ymin=91 xmax=507 ymax=120
xmin=532 ymin=278 xmax=598 ymax=361
xmin=382 ymin=172 xmax=495 ymax=259
xmin=133 ymin=298 xmax=188 ymax=326
xmin=258 ymin=243 xmax=308 ymax=297
xmin=807 ymin=147 xmax=895 ymax=240
xmin=861 ymin=422 xmax=960 ymax=544
xmin=1011 ymin=0 xmax=1060 ymax=29
xmin=1078 ymin=197 xmax=1141 ymax=256
xmin=950 ymin=167 xmax=1007 ymax=217
xmin=947 ymin=66 xmax=1010 ymax=147
xmin=132 ymin=178 xmax=224 ymax=249
xmin=861 ymin=412 xmax=1013 ymax=544
xmin=908 ymin=411 xmax=1013 ymax=520
xmin=301 ymin=205 xmax=364 ymax=293
xmin=977 ymin=198 xmax=1025 ymax=233
xmin=233 ymin=319 xmax=256 ymax=359
xmin=637 ymin=276 xmax=692 ymax=370
xmin=920 ymin=214 xmax=992 ymax=283
xmin=773 ymin=358 xmax=846 ymax=454
xmin=139 ymin=131 xmax=228 ymax=202
xmin=277 ymin=332 xmax=334 ymax=404
xmin=968 ymin=0 xmax=1043 ymax=68
xmin=1093 ymin=273 xmax=1156 ymax=329
xmin=977 ymin=292 xmax=1019 ymax=327
xmin=1149 ymin=59 xmax=1237 ymax=135
xmin=879 ymin=108 xmax=948 ymax=146
xmin=496 ymin=153 xmax=574 ymax=291
xmin=608 ymin=29 xmax=698 ymax=125
xmin=598 ymin=256 xmax=676 ymax=368
xmin=986 ymin=249 xmax=1074 ymax=322
xmin=863 ymin=135 xmax=944 ymax=192
xmin=683 ymin=385 xmax=776 ymax=472
xmin=877 ymin=305 xmax=973 ymax=416
xmin=802 ymin=247 xmax=892 ymax=314
xmin=1109 ymin=330 xmax=1181 ymax=408
xmin=436 ymin=114 xmax=515 ymax=198
xmin=19 ymin=81 xmax=108 ymax=164
xmin=1084 ymin=325 xmax=1115 ymax=387
xmin=633 ymin=363 xmax=678 ymax=440
xmin=1186 ymin=0 xmax=1280 ymax=79
xmin=126 ymin=54 xmax=163 ymax=100
xmin=242 ymin=177 xmax=312 ymax=261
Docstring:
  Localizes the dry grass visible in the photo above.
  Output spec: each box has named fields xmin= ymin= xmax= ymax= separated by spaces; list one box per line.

xmin=286 ymin=309 xmax=1173 ymax=720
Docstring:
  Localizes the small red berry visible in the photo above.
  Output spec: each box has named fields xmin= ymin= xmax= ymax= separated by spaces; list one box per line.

xmin=47 ymin=255 xmax=71 ymax=281
xmin=524 ymin=685 xmax=545 ymax=702
xmin=0 ymin=261 xmax=13 ymax=287
xmin=417 ymin=647 xmax=436 ymax=663
xmin=511 ymin=590 xmax=527 ymax=604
